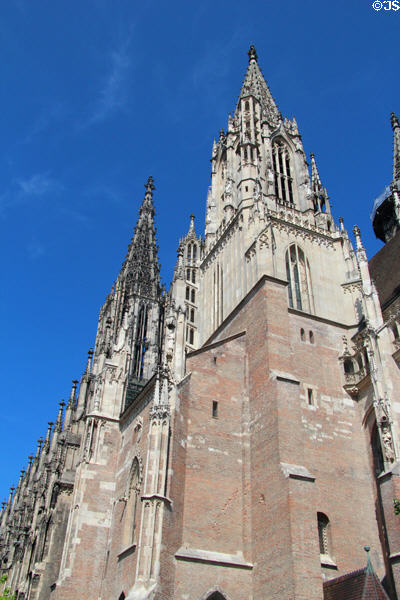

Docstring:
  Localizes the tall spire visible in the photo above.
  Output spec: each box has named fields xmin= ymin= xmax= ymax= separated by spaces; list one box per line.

xmin=236 ymin=45 xmax=280 ymax=125
xmin=122 ymin=176 xmax=161 ymax=300
xmin=391 ymin=112 xmax=400 ymax=182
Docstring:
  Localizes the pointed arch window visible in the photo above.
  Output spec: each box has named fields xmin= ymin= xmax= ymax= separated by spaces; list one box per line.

xmin=133 ymin=304 xmax=148 ymax=380
xmin=272 ymin=139 xmax=294 ymax=204
xmin=191 ymin=289 xmax=196 ymax=303
xmin=285 ymin=245 xmax=313 ymax=313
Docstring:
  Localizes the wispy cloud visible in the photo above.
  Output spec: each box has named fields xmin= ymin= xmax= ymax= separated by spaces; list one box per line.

xmin=0 ymin=172 xmax=63 ymax=216
xmin=89 ymin=38 xmax=132 ymax=124
xmin=17 ymin=173 xmax=64 ymax=196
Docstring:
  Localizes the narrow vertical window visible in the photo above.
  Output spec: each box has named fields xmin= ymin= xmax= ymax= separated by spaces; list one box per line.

xmin=185 ymin=287 xmax=190 ymax=300
xmin=273 ymin=139 xmax=295 ymax=204
xmin=309 ymin=331 xmax=314 ymax=344
xmin=212 ymin=401 xmax=218 ymax=418
xmin=317 ymin=513 xmax=331 ymax=556
xmin=307 ymin=388 xmax=314 ymax=406
xmin=186 ymin=268 xmax=190 ymax=281
xmin=133 ymin=305 xmax=148 ymax=380
xmin=300 ymin=328 xmax=305 ymax=342
xmin=123 ymin=459 xmax=141 ymax=549
xmin=191 ymin=289 xmax=195 ymax=303
xmin=192 ymin=270 xmax=196 ymax=284
xmin=193 ymin=245 xmax=197 ymax=260
xmin=189 ymin=328 xmax=194 ymax=345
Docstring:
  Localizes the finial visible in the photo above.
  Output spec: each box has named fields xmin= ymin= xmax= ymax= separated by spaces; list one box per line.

xmin=248 ymin=45 xmax=258 ymax=63
xmin=70 ymin=380 xmax=78 ymax=404
xmin=145 ymin=176 xmax=155 ymax=193
xmin=219 ymin=128 xmax=225 ymax=140
xmin=339 ymin=216 xmax=344 ymax=232
xmin=353 ymin=225 xmax=365 ymax=252
xmin=391 ymin=112 xmax=399 ymax=130
xmin=364 ymin=545 xmax=374 ymax=573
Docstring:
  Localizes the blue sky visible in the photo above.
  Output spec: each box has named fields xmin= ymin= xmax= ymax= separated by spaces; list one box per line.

xmin=0 ymin=0 xmax=398 ymax=501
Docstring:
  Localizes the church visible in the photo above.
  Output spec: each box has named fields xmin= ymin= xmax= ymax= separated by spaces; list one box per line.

xmin=2 ymin=46 xmax=400 ymax=600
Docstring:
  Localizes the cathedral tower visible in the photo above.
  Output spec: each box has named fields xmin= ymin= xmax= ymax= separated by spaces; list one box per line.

xmin=2 ymin=47 xmax=400 ymax=600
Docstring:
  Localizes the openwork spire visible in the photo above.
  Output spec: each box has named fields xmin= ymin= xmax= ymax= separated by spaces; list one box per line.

xmin=391 ymin=112 xmax=400 ymax=182
xmin=122 ymin=176 xmax=161 ymax=300
xmin=236 ymin=45 xmax=280 ymax=125
xmin=310 ymin=153 xmax=323 ymax=194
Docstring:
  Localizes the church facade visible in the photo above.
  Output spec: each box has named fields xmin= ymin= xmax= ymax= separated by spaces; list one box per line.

xmin=2 ymin=46 xmax=400 ymax=600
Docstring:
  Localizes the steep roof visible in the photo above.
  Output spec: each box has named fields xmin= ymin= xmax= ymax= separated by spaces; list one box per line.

xmin=369 ymin=230 xmax=400 ymax=309
xmin=323 ymin=568 xmax=390 ymax=600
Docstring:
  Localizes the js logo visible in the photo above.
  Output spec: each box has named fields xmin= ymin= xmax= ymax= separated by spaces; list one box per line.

xmin=372 ymin=0 xmax=400 ymax=9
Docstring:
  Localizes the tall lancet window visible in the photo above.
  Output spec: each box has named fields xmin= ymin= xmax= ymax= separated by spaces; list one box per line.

xmin=133 ymin=304 xmax=148 ymax=379
xmin=285 ymin=245 xmax=313 ymax=313
xmin=272 ymin=139 xmax=294 ymax=204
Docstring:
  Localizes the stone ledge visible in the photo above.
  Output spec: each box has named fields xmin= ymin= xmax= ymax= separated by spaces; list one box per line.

xmin=175 ymin=547 xmax=253 ymax=569
xmin=389 ymin=551 xmax=400 ymax=563
xmin=280 ymin=462 xmax=315 ymax=482
xmin=272 ymin=370 xmax=300 ymax=385
xmin=117 ymin=542 xmax=136 ymax=560
xmin=141 ymin=493 xmax=172 ymax=507
xmin=321 ymin=554 xmax=338 ymax=569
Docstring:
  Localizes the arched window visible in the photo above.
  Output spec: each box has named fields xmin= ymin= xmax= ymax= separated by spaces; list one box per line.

xmin=190 ymin=309 xmax=195 ymax=323
xmin=185 ymin=287 xmax=190 ymax=300
xmin=245 ymin=100 xmax=250 ymax=111
xmin=186 ymin=268 xmax=190 ymax=281
xmin=207 ymin=594 xmax=227 ymax=600
xmin=272 ymin=139 xmax=294 ymax=204
xmin=317 ymin=512 xmax=331 ymax=556
xmin=191 ymin=289 xmax=195 ymax=303
xmin=309 ymin=331 xmax=314 ymax=344
xmin=123 ymin=458 xmax=141 ymax=548
xmin=189 ymin=328 xmax=194 ymax=345
xmin=371 ymin=423 xmax=385 ymax=476
xmin=192 ymin=270 xmax=196 ymax=284
xmin=344 ymin=359 xmax=354 ymax=374
xmin=285 ymin=245 xmax=313 ymax=313
xmin=187 ymin=244 xmax=192 ymax=260
xmin=193 ymin=244 xmax=197 ymax=260
xmin=300 ymin=328 xmax=305 ymax=342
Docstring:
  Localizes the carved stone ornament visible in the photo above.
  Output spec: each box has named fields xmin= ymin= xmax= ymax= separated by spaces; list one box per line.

xmin=150 ymin=404 xmax=170 ymax=421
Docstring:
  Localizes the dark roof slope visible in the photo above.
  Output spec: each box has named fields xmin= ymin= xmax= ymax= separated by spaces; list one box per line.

xmin=369 ymin=231 xmax=400 ymax=309
xmin=323 ymin=568 xmax=390 ymax=600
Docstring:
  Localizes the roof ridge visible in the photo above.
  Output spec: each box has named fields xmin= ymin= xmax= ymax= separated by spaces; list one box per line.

xmin=323 ymin=567 xmax=365 ymax=587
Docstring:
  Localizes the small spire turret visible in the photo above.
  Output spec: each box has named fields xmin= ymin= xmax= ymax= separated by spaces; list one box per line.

xmin=55 ymin=401 xmax=65 ymax=433
xmin=391 ymin=112 xmax=400 ymax=183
